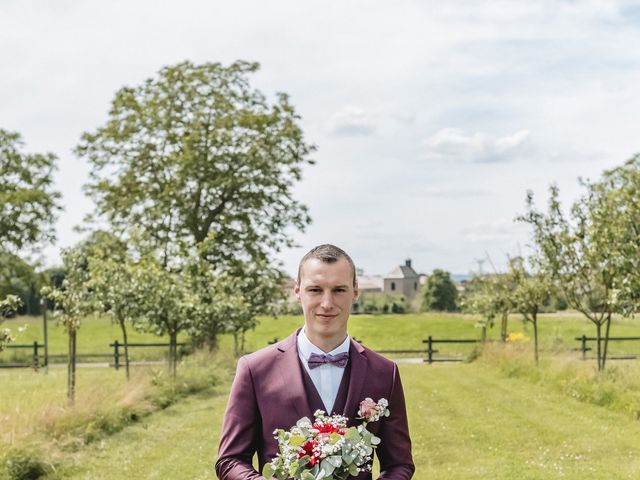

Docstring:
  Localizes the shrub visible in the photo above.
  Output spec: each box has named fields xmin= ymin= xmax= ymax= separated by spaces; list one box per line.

xmin=4 ymin=449 xmax=50 ymax=480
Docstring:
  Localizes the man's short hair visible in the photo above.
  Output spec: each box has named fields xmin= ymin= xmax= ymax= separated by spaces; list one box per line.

xmin=297 ymin=244 xmax=357 ymax=287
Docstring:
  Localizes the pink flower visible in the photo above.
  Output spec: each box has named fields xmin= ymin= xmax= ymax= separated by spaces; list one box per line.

xmin=358 ymin=398 xmax=378 ymax=420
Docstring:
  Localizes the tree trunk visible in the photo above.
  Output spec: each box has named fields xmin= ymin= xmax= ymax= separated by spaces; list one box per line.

xmin=500 ymin=313 xmax=508 ymax=342
xmin=206 ymin=330 xmax=218 ymax=352
xmin=233 ymin=331 xmax=239 ymax=357
xmin=533 ymin=313 xmax=539 ymax=366
xmin=67 ymin=329 xmax=77 ymax=404
xmin=119 ymin=318 xmax=130 ymax=380
xmin=169 ymin=331 xmax=177 ymax=379
xmin=481 ymin=324 xmax=487 ymax=342
xmin=602 ymin=313 xmax=612 ymax=371
xmin=595 ymin=322 xmax=602 ymax=371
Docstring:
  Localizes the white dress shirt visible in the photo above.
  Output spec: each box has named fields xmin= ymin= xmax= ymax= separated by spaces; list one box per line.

xmin=297 ymin=330 xmax=350 ymax=414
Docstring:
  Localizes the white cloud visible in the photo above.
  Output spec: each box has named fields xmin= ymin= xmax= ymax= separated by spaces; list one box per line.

xmin=327 ymin=106 xmax=376 ymax=136
xmin=423 ymin=128 xmax=531 ymax=163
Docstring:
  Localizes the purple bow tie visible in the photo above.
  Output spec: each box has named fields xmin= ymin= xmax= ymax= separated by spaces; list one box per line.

xmin=307 ymin=352 xmax=349 ymax=369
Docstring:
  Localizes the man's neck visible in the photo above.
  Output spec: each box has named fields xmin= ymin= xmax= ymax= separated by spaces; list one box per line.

xmin=303 ymin=329 xmax=348 ymax=353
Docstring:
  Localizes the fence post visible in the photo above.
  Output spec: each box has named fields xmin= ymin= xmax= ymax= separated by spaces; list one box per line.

xmin=581 ymin=335 xmax=587 ymax=360
xmin=43 ymin=301 xmax=49 ymax=373
xmin=428 ymin=336 xmax=433 ymax=364
xmin=114 ymin=340 xmax=120 ymax=370
xmin=32 ymin=341 xmax=39 ymax=370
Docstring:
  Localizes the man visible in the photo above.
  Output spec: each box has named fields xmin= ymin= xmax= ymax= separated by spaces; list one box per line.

xmin=216 ymin=244 xmax=414 ymax=479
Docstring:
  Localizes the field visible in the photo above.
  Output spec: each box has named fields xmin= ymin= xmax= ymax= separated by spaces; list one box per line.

xmin=3 ymin=312 xmax=640 ymax=479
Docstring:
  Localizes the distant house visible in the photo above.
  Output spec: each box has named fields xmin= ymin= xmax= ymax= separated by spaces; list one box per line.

xmin=383 ymin=259 xmax=420 ymax=300
xmin=357 ymin=275 xmax=383 ymax=293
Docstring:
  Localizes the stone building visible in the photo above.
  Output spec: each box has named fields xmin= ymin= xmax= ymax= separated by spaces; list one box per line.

xmin=383 ymin=259 xmax=420 ymax=300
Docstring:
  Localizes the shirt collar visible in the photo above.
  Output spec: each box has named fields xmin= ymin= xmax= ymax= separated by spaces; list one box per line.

xmin=297 ymin=329 xmax=350 ymax=360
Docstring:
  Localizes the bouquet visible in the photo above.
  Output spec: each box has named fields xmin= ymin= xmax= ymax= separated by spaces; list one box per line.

xmin=263 ymin=398 xmax=389 ymax=480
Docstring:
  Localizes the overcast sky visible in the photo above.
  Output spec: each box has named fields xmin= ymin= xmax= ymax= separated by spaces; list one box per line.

xmin=2 ymin=0 xmax=640 ymax=277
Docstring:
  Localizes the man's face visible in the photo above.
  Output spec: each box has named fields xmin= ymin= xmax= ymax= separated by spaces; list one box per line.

xmin=295 ymin=257 xmax=358 ymax=345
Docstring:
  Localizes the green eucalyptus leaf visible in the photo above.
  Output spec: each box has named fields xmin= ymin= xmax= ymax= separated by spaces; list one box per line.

xmin=263 ymin=463 xmax=274 ymax=478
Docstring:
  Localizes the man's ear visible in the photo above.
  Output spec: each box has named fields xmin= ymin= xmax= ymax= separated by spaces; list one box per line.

xmin=353 ymin=284 xmax=359 ymax=303
xmin=294 ymin=282 xmax=301 ymax=301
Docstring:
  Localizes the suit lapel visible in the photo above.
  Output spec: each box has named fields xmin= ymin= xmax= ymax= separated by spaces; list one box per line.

xmin=343 ymin=339 xmax=368 ymax=422
xmin=275 ymin=330 xmax=310 ymax=420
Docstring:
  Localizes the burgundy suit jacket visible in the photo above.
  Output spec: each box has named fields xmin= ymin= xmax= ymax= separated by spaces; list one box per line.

xmin=215 ymin=330 xmax=414 ymax=479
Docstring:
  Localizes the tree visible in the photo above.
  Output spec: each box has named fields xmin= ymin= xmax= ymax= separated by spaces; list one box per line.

xmin=135 ymin=258 xmax=196 ymax=378
xmin=461 ymin=274 xmax=512 ymax=341
xmin=77 ymin=61 xmax=314 ymax=348
xmin=186 ymin=257 xmax=285 ymax=355
xmin=88 ymin=254 xmax=145 ymax=380
xmin=508 ymin=256 xmax=552 ymax=364
xmin=77 ymin=60 xmax=314 ymax=267
xmin=1 ymin=128 xmax=60 ymax=351
xmin=0 ymin=129 xmax=61 ymax=253
xmin=421 ymin=269 xmax=458 ymax=312
xmin=0 ymin=250 xmax=46 ymax=315
xmin=520 ymin=184 xmax=619 ymax=370
xmin=43 ymin=246 xmax=95 ymax=403
xmin=591 ymin=154 xmax=640 ymax=316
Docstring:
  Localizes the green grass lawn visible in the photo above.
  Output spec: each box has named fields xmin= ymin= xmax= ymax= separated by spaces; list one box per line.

xmin=49 ymin=361 xmax=640 ymax=480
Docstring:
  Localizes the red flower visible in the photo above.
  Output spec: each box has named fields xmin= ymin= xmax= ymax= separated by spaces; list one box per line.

xmin=300 ymin=440 xmax=318 ymax=465
xmin=313 ymin=423 xmax=339 ymax=434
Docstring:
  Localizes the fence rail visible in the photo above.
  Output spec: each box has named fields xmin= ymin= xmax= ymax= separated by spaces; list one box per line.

xmin=422 ymin=336 xmax=480 ymax=364
xmin=3 ymin=341 xmax=43 ymax=369
xmin=264 ymin=336 xmax=481 ymax=363
xmin=1 ymin=340 xmax=189 ymax=369
xmin=574 ymin=335 xmax=640 ymax=361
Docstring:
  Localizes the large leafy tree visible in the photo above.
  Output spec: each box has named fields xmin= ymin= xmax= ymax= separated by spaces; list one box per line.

xmin=1 ymin=128 xmax=61 ymax=349
xmin=421 ymin=269 xmax=458 ymax=312
xmin=76 ymin=60 xmax=314 ymax=267
xmin=0 ymin=129 xmax=61 ymax=252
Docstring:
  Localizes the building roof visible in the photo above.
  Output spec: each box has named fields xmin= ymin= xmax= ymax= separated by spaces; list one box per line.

xmin=385 ymin=259 xmax=419 ymax=279
xmin=357 ymin=275 xmax=384 ymax=290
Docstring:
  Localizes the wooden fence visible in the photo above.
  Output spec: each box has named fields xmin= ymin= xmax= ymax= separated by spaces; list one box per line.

xmin=0 ymin=341 xmax=189 ymax=369
xmin=574 ymin=335 xmax=640 ymax=360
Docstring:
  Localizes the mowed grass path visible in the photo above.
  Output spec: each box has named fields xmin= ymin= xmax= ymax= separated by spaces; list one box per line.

xmin=62 ymin=362 xmax=640 ymax=480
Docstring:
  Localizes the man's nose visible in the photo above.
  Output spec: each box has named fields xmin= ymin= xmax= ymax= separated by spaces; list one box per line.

xmin=320 ymin=292 xmax=334 ymax=309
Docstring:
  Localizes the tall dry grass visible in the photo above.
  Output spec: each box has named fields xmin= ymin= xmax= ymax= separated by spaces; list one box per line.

xmin=0 ymin=349 xmax=234 ymax=479
xmin=476 ymin=340 xmax=640 ymax=418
